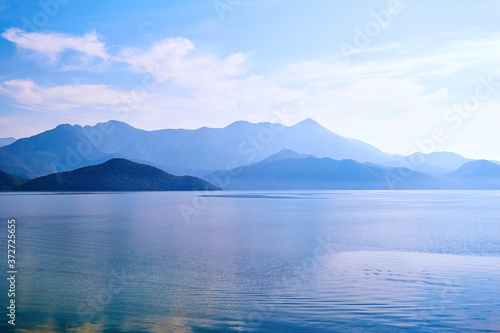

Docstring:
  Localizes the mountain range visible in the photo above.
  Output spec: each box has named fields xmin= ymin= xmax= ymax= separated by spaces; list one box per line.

xmin=440 ymin=160 xmax=500 ymax=189
xmin=1 ymin=119 xmax=499 ymax=191
xmin=0 ymin=119 xmax=487 ymax=180
xmin=204 ymin=149 xmax=500 ymax=190
xmin=2 ymin=153 xmax=499 ymax=191
xmin=205 ymin=152 xmax=437 ymax=190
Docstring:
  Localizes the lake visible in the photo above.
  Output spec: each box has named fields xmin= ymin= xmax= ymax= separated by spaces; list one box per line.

xmin=1 ymin=190 xmax=499 ymax=332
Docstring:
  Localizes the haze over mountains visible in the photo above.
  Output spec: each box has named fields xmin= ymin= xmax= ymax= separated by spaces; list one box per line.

xmin=1 ymin=119 xmax=499 ymax=190
xmin=0 ymin=119 xmax=486 ymax=179
xmin=204 ymin=149 xmax=500 ymax=190
xmin=0 ymin=137 xmax=16 ymax=148
xmin=440 ymin=160 xmax=500 ymax=189
xmin=0 ymin=119 xmax=390 ymax=178
xmin=204 ymin=153 xmax=438 ymax=190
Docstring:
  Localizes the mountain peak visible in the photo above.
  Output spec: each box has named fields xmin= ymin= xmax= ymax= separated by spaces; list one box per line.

xmin=96 ymin=120 xmax=135 ymax=129
xmin=447 ymin=160 xmax=500 ymax=177
xmin=54 ymin=123 xmax=74 ymax=129
xmin=102 ymin=157 xmax=133 ymax=165
xmin=277 ymin=148 xmax=300 ymax=154
xmin=258 ymin=149 xmax=315 ymax=164
xmin=224 ymin=120 xmax=253 ymax=129
xmin=294 ymin=118 xmax=321 ymax=127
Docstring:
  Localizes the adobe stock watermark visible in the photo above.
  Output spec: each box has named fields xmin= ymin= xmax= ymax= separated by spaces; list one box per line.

xmin=178 ymin=103 xmax=303 ymax=225
xmin=64 ymin=267 xmax=131 ymax=332
xmin=340 ymin=0 xmax=409 ymax=63
xmin=213 ymin=0 xmax=243 ymax=21
xmin=411 ymin=277 xmax=461 ymax=329
xmin=20 ymin=0 xmax=70 ymax=33
xmin=237 ymin=235 xmax=337 ymax=331
xmin=384 ymin=73 xmax=498 ymax=188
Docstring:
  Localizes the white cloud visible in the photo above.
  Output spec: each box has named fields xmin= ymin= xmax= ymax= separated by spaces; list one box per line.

xmin=114 ymin=37 xmax=302 ymax=122
xmin=1 ymin=28 xmax=108 ymax=64
xmin=277 ymin=35 xmax=500 ymax=86
xmin=118 ymin=37 xmax=248 ymax=88
xmin=0 ymin=79 xmax=122 ymax=113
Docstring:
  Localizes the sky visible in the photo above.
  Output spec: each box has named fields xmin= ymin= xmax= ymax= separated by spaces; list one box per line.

xmin=0 ymin=0 xmax=500 ymax=159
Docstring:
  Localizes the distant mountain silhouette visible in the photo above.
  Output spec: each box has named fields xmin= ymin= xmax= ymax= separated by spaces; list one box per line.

xmin=18 ymin=158 xmax=220 ymax=191
xmin=397 ymin=151 xmax=473 ymax=175
xmin=0 ymin=124 xmax=115 ymax=178
xmin=0 ymin=120 xmax=491 ymax=180
xmin=256 ymin=149 xmax=315 ymax=164
xmin=0 ymin=119 xmax=393 ymax=178
xmin=0 ymin=137 xmax=16 ymax=148
xmin=440 ymin=160 xmax=500 ymax=189
xmin=204 ymin=155 xmax=438 ymax=190
xmin=0 ymin=170 xmax=28 ymax=190
xmin=446 ymin=160 xmax=500 ymax=177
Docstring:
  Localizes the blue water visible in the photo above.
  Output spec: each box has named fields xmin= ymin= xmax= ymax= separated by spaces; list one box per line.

xmin=0 ymin=190 xmax=499 ymax=332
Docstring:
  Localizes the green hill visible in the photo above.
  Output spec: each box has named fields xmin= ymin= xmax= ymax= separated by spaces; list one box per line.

xmin=0 ymin=170 xmax=29 ymax=190
xmin=18 ymin=158 xmax=220 ymax=191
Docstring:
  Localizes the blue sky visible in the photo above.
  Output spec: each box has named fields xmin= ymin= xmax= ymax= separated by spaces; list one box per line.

xmin=1 ymin=0 xmax=500 ymax=159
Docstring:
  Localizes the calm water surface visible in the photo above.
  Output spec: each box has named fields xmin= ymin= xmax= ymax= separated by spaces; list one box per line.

xmin=0 ymin=190 xmax=499 ymax=332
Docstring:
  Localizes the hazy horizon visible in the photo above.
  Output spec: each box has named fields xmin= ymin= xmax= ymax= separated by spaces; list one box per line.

xmin=3 ymin=117 xmax=497 ymax=161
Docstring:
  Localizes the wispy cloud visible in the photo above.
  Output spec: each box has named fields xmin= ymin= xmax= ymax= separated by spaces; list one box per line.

xmin=0 ymin=79 xmax=122 ymax=113
xmin=113 ymin=36 xmax=301 ymax=123
xmin=1 ymin=28 xmax=108 ymax=67
xmin=118 ymin=37 xmax=247 ymax=87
